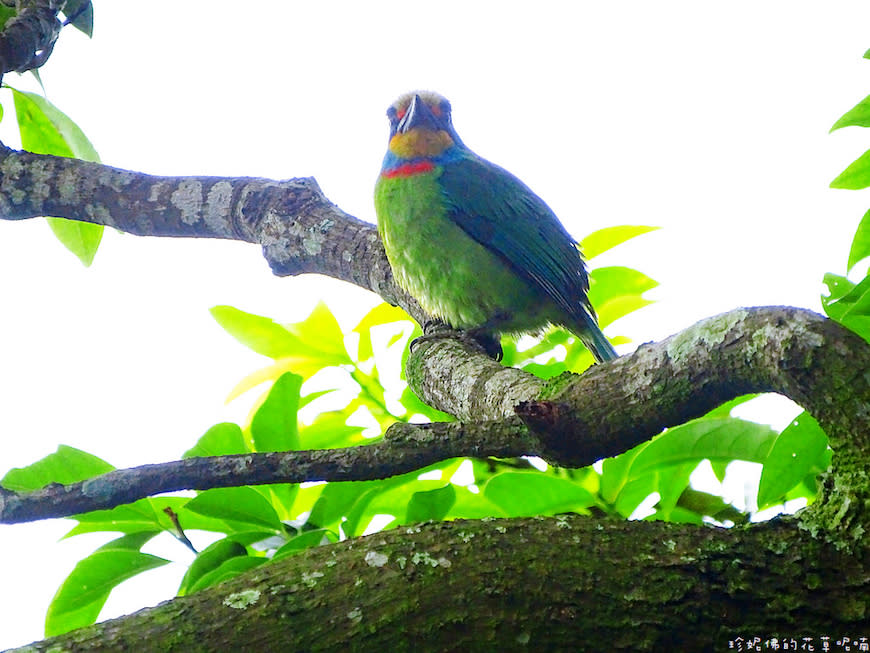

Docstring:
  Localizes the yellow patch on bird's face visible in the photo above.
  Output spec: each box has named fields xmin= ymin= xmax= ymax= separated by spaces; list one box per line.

xmin=389 ymin=128 xmax=454 ymax=159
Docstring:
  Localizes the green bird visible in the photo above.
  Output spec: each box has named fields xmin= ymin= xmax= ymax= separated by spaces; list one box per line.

xmin=374 ymin=91 xmax=617 ymax=363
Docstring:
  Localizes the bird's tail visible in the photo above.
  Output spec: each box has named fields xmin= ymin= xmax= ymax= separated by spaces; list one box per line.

xmin=575 ymin=319 xmax=618 ymax=364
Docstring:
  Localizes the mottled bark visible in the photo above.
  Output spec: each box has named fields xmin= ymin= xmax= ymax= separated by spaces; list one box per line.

xmin=10 ymin=515 xmax=869 ymax=652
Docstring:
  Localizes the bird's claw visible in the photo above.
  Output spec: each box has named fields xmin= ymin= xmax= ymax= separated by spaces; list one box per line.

xmin=410 ymin=323 xmax=503 ymax=361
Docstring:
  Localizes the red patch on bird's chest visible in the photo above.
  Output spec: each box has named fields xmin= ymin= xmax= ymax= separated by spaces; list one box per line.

xmin=382 ymin=161 xmax=436 ymax=178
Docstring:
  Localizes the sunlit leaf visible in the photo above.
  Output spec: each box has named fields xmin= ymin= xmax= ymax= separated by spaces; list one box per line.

xmin=65 ymin=497 xmax=237 ymax=537
xmin=822 ymin=273 xmax=870 ymax=342
xmin=757 ymin=412 xmax=829 ymax=509
xmin=1 ymin=445 xmax=113 ymax=492
xmin=273 ymin=529 xmax=338 ymax=560
xmin=588 ymin=266 xmax=658 ymax=327
xmin=601 ymin=418 xmax=777 ymax=507
xmin=631 ymin=418 xmax=777 ymax=476
xmin=45 ymin=532 xmax=168 ymax=636
xmin=353 ymin=302 xmax=413 ymax=361
xmin=831 ymin=148 xmax=870 ymax=189
xmin=653 ymin=463 xmax=697 ymax=518
xmin=211 ymin=305 xmax=306 ymax=359
xmin=187 ymin=556 xmax=266 ymax=594
xmin=212 ymin=303 xmax=351 ymax=378
xmin=183 ymin=422 xmax=247 ymax=458
xmin=580 ymin=225 xmax=659 ymax=260
xmin=178 ymin=538 xmax=248 ymax=596
xmin=484 ymin=472 xmax=595 ymax=516
xmin=831 ymin=94 xmax=870 ymax=131
xmin=847 ymin=209 xmax=870 ymax=272
xmin=307 ymin=482 xmax=374 ymax=532
xmin=250 ymin=372 xmax=301 ymax=452
xmin=702 ymin=394 xmax=761 ymax=419
xmin=185 ymin=487 xmax=284 ymax=532
xmin=299 ymin=411 xmax=365 ymax=449
xmin=11 ymin=88 xmax=103 ymax=265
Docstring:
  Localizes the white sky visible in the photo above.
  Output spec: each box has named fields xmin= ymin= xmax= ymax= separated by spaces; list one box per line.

xmin=2 ymin=2 xmax=870 ymax=647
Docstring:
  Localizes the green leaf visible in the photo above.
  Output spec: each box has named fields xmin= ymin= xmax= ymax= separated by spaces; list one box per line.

xmin=211 ymin=303 xmax=351 ymax=377
xmin=11 ymin=87 xmax=103 ymax=264
xmin=0 ymin=5 xmax=15 ymax=29
xmin=653 ymin=462 xmax=697 ymax=518
xmin=15 ymin=89 xmax=99 ymax=160
xmin=831 ymin=148 xmax=870 ymax=189
xmin=308 ymin=482 xmax=378 ymax=531
xmin=187 ymin=555 xmax=266 ymax=594
xmin=702 ymin=394 xmax=761 ymax=419
xmin=65 ymin=497 xmax=234 ymax=537
xmin=273 ymin=528 xmax=338 ymax=560
xmin=601 ymin=418 xmax=777 ymax=508
xmin=45 ymin=217 xmax=103 ymax=266
xmin=45 ymin=532 xmax=168 ymax=636
xmin=757 ymin=412 xmax=830 ymax=509
xmin=820 ymin=273 xmax=856 ymax=315
xmin=580 ymin=225 xmax=659 ymax=260
xmin=865 ymin=48 xmax=870 ymax=60
xmin=631 ymin=418 xmax=778 ymax=476
xmin=185 ymin=487 xmax=284 ymax=532
xmin=299 ymin=411 xmax=365 ymax=449
xmin=211 ymin=305 xmax=306 ymax=359
xmin=588 ymin=266 xmax=658 ymax=327
xmin=284 ymin=301 xmax=349 ymax=365
xmin=1 ymin=445 xmax=114 ymax=492
xmin=848 ymin=209 xmax=870 ymax=272
xmin=675 ymin=488 xmax=745 ymax=524
xmin=484 ymin=472 xmax=595 ymax=517
xmin=406 ymin=484 xmax=456 ymax=523
xmin=183 ymin=422 xmax=248 ymax=458
xmin=353 ymin=302 xmax=413 ymax=361
xmin=821 ymin=274 xmax=870 ymax=342
xmin=250 ymin=372 xmax=302 ymax=452
xmin=178 ymin=538 xmax=248 ymax=596
xmin=63 ymin=0 xmax=94 ymax=37
xmin=831 ymin=94 xmax=870 ymax=132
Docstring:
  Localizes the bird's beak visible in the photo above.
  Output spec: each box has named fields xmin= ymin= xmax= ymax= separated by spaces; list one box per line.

xmin=398 ymin=94 xmax=441 ymax=134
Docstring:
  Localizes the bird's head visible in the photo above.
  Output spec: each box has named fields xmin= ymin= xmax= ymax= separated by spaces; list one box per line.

xmin=385 ymin=91 xmax=461 ymax=160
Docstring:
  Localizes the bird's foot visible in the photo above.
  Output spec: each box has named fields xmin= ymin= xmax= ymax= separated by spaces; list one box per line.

xmin=411 ymin=321 xmax=503 ymax=361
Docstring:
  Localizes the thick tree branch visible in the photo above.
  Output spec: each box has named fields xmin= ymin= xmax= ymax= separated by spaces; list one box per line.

xmin=3 ymin=307 xmax=867 ymax=536
xmin=0 ymin=145 xmax=426 ymax=321
xmin=10 ymin=515 xmax=869 ymax=652
xmin=408 ymin=305 xmax=870 ymax=547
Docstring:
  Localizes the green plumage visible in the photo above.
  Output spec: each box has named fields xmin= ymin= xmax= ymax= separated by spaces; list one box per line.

xmin=375 ymin=91 xmax=617 ymax=363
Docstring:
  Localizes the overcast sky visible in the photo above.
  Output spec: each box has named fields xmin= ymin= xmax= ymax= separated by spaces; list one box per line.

xmin=2 ymin=2 xmax=870 ymax=647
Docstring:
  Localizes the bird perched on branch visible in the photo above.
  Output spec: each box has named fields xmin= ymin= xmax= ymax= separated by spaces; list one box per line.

xmin=374 ymin=91 xmax=617 ymax=363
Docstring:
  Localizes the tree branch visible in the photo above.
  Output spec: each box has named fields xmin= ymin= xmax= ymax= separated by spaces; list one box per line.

xmin=3 ymin=306 xmax=867 ymax=536
xmin=10 ymin=514 xmax=868 ymax=652
xmin=0 ymin=145 xmax=425 ymax=322
xmin=0 ymin=420 xmax=537 ymax=524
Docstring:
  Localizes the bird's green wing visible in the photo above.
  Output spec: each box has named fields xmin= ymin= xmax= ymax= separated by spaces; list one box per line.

xmin=438 ymin=155 xmax=595 ymax=323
